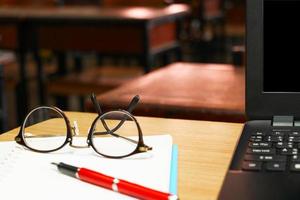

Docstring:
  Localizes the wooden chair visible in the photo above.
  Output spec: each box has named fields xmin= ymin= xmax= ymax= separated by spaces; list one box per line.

xmin=232 ymin=45 xmax=245 ymax=67
xmin=224 ymin=3 xmax=245 ymax=38
xmin=0 ymin=51 xmax=58 ymax=130
xmin=47 ymin=65 xmax=143 ymax=110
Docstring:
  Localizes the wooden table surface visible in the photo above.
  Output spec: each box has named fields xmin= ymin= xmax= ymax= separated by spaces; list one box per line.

xmin=0 ymin=4 xmax=189 ymax=21
xmin=86 ymin=62 xmax=246 ymax=123
xmin=0 ymin=112 xmax=243 ymax=200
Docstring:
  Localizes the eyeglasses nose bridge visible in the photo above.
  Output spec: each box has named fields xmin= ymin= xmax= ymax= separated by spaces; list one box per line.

xmin=70 ymin=142 xmax=90 ymax=149
xmin=71 ymin=121 xmax=80 ymax=136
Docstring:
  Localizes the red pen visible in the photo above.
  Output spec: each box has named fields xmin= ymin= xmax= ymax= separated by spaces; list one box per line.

xmin=52 ymin=162 xmax=178 ymax=200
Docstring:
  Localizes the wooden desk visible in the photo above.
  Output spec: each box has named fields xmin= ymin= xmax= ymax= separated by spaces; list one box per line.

xmin=86 ymin=62 xmax=246 ymax=122
xmin=0 ymin=112 xmax=243 ymax=200
xmin=0 ymin=5 xmax=190 ymax=55
xmin=0 ymin=4 xmax=190 ymax=121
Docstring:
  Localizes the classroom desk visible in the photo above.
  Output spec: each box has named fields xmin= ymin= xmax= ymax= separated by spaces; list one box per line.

xmin=86 ymin=62 xmax=246 ymax=122
xmin=0 ymin=4 xmax=190 ymax=121
xmin=0 ymin=112 xmax=243 ymax=200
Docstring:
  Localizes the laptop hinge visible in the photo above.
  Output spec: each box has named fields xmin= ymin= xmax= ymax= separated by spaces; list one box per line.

xmin=272 ymin=116 xmax=294 ymax=127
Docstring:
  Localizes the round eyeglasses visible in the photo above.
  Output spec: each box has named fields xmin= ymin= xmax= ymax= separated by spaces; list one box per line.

xmin=15 ymin=94 xmax=152 ymax=159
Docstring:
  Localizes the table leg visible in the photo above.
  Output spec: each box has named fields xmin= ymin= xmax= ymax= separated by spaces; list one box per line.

xmin=163 ymin=50 xmax=177 ymax=66
xmin=74 ymin=52 xmax=83 ymax=72
xmin=33 ymin=50 xmax=46 ymax=105
xmin=142 ymin=54 xmax=153 ymax=73
xmin=55 ymin=52 xmax=68 ymax=110
xmin=0 ymin=64 xmax=6 ymax=133
xmin=172 ymin=47 xmax=181 ymax=63
xmin=16 ymin=51 xmax=28 ymax=123
xmin=73 ymin=52 xmax=85 ymax=111
xmin=142 ymin=24 xmax=152 ymax=73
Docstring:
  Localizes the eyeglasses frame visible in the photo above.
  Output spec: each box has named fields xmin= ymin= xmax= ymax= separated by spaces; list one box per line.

xmin=15 ymin=94 xmax=152 ymax=159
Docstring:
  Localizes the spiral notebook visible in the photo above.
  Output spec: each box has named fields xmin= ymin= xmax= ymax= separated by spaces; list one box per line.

xmin=0 ymin=134 xmax=177 ymax=199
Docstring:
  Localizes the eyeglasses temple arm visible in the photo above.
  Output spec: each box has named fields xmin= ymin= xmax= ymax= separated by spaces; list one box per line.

xmin=93 ymin=131 xmax=139 ymax=144
xmin=127 ymin=95 xmax=140 ymax=113
xmin=90 ymin=93 xmax=120 ymax=133
xmin=92 ymin=94 xmax=140 ymax=138
xmin=102 ymin=95 xmax=140 ymax=133
xmin=90 ymin=93 xmax=102 ymax=116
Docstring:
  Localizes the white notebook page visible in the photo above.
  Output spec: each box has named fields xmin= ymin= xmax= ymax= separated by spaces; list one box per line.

xmin=0 ymin=135 xmax=172 ymax=200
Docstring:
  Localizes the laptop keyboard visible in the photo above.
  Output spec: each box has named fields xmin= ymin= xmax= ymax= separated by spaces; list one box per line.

xmin=242 ymin=130 xmax=300 ymax=172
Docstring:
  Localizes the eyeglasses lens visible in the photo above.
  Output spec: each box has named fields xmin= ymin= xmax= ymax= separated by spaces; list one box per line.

xmin=23 ymin=107 xmax=68 ymax=151
xmin=91 ymin=111 xmax=139 ymax=157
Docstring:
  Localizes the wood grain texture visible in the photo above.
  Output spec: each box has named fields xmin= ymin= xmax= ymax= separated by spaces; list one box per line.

xmin=102 ymin=0 xmax=168 ymax=7
xmin=0 ymin=24 xmax=18 ymax=49
xmin=86 ymin=62 xmax=245 ymax=122
xmin=149 ymin=22 xmax=176 ymax=48
xmin=0 ymin=112 xmax=243 ymax=200
xmin=36 ymin=25 xmax=144 ymax=53
xmin=0 ymin=4 xmax=190 ymax=21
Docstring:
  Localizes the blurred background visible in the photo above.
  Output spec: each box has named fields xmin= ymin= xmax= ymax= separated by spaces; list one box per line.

xmin=0 ymin=0 xmax=245 ymax=132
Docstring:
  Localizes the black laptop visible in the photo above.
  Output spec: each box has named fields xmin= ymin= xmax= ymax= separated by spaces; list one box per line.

xmin=218 ymin=0 xmax=300 ymax=199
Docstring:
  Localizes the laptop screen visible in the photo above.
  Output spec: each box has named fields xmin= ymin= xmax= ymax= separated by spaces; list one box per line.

xmin=247 ymin=0 xmax=300 ymax=119
xmin=264 ymin=1 xmax=300 ymax=92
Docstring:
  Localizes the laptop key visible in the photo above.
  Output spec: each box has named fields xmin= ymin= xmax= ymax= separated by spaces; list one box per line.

xmin=271 ymin=131 xmax=285 ymax=136
xmin=265 ymin=162 xmax=286 ymax=171
xmin=276 ymin=142 xmax=293 ymax=149
xmin=252 ymin=131 xmax=266 ymax=136
xmin=265 ymin=136 xmax=283 ymax=142
xmin=249 ymin=142 xmax=271 ymax=148
xmin=290 ymin=163 xmax=300 ymax=172
xmin=291 ymin=155 xmax=300 ymax=162
xmin=250 ymin=136 xmax=263 ymax=142
xmin=289 ymin=131 xmax=300 ymax=136
xmin=246 ymin=148 xmax=275 ymax=155
xmin=288 ymin=131 xmax=300 ymax=136
xmin=279 ymin=148 xmax=298 ymax=155
xmin=244 ymin=155 xmax=286 ymax=162
xmin=288 ymin=136 xmax=300 ymax=142
xmin=242 ymin=161 xmax=262 ymax=171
